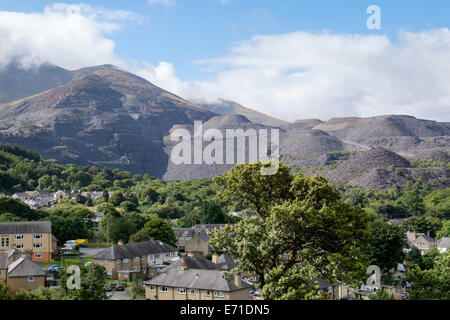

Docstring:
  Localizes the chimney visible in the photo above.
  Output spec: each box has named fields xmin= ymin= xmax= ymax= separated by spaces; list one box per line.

xmin=118 ymin=240 xmax=123 ymax=246
xmin=233 ymin=274 xmax=241 ymax=288
xmin=414 ymin=231 xmax=417 ymax=240
xmin=149 ymin=237 xmax=155 ymax=242
xmin=12 ymin=250 xmax=20 ymax=263
xmin=24 ymin=249 xmax=32 ymax=259
xmin=180 ymin=260 xmax=187 ymax=271
xmin=427 ymin=231 xmax=431 ymax=237
xmin=212 ymin=253 xmax=219 ymax=264
xmin=188 ymin=251 xmax=195 ymax=257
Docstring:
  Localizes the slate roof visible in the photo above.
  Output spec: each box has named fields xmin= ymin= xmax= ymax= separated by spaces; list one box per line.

xmin=437 ymin=237 xmax=450 ymax=249
xmin=92 ymin=241 xmax=177 ymax=260
xmin=7 ymin=257 xmax=46 ymax=277
xmin=173 ymin=228 xmax=210 ymax=242
xmin=162 ymin=256 xmax=218 ymax=272
xmin=406 ymin=231 xmax=436 ymax=244
xmin=144 ymin=268 xmax=251 ymax=292
xmin=217 ymin=254 xmax=237 ymax=270
xmin=0 ymin=221 xmax=51 ymax=234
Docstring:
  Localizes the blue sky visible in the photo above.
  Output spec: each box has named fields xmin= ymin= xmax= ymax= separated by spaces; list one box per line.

xmin=0 ymin=1 xmax=449 ymax=121
xmin=1 ymin=0 xmax=448 ymax=81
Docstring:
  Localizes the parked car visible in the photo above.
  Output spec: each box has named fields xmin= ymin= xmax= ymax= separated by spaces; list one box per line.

xmin=115 ymin=283 xmax=126 ymax=291
xmin=48 ymin=265 xmax=62 ymax=272
xmin=105 ymin=283 xmax=112 ymax=292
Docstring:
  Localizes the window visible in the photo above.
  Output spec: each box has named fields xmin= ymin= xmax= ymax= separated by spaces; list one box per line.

xmin=33 ymin=243 xmax=42 ymax=248
xmin=149 ymin=286 xmax=156 ymax=291
xmin=159 ymin=286 xmax=168 ymax=293
xmin=172 ymin=252 xmax=177 ymax=257
xmin=155 ymin=254 xmax=161 ymax=259
xmin=0 ymin=270 xmax=2 ymax=277
xmin=33 ymin=234 xmax=42 ymax=239
xmin=190 ymin=289 xmax=195 ymax=295
xmin=28 ymin=276 xmax=34 ymax=282
xmin=16 ymin=244 xmax=23 ymax=249
xmin=177 ymin=288 xmax=186 ymax=295
xmin=214 ymin=291 xmax=224 ymax=298
xmin=165 ymin=253 xmax=170 ymax=257
xmin=15 ymin=234 xmax=24 ymax=240
xmin=141 ymin=266 xmax=146 ymax=272
xmin=1 ymin=237 xmax=9 ymax=247
xmin=35 ymin=253 xmax=43 ymax=259
xmin=185 ymin=237 xmax=192 ymax=241
xmin=141 ymin=256 xmax=146 ymax=261
xmin=117 ymin=259 xmax=121 ymax=265
xmin=123 ymin=258 xmax=129 ymax=263
xmin=107 ymin=271 xmax=112 ymax=276
xmin=135 ymin=257 xmax=140 ymax=262
xmin=104 ymin=260 xmax=109 ymax=265
xmin=204 ymin=290 xmax=211 ymax=297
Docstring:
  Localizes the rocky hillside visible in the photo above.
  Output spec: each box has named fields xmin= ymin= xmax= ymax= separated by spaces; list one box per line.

xmin=194 ymin=98 xmax=288 ymax=127
xmin=0 ymin=65 xmax=215 ymax=177
xmin=323 ymin=148 xmax=449 ymax=189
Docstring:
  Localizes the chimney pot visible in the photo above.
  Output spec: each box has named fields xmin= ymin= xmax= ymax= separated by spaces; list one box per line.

xmin=118 ymin=240 xmax=123 ymax=246
xmin=233 ymin=274 xmax=241 ymax=288
xmin=212 ymin=252 xmax=219 ymax=264
xmin=180 ymin=260 xmax=187 ymax=271
xmin=188 ymin=251 xmax=194 ymax=257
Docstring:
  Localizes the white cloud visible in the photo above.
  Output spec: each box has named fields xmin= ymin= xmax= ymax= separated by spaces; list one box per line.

xmin=0 ymin=3 xmax=139 ymax=70
xmin=146 ymin=29 xmax=450 ymax=122
xmin=0 ymin=4 xmax=449 ymax=122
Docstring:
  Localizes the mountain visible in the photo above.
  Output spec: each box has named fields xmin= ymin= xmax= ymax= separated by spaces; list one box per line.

xmin=193 ymin=98 xmax=289 ymax=127
xmin=0 ymin=65 xmax=215 ymax=177
xmin=322 ymin=148 xmax=449 ymax=190
xmin=0 ymin=63 xmax=448 ymax=186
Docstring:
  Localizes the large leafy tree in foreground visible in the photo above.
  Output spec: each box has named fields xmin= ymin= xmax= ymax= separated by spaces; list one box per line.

xmin=209 ymin=162 xmax=370 ymax=300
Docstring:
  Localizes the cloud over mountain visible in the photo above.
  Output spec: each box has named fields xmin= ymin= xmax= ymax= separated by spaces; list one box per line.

xmin=0 ymin=4 xmax=449 ymax=121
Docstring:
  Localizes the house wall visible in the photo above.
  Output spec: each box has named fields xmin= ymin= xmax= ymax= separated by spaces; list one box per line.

xmin=145 ymin=285 xmax=250 ymax=301
xmin=177 ymin=233 xmax=210 ymax=256
xmin=7 ymin=275 xmax=45 ymax=294
xmin=93 ymin=251 xmax=178 ymax=280
xmin=412 ymin=236 xmax=436 ymax=253
xmin=0 ymin=268 xmax=7 ymax=282
xmin=0 ymin=232 xmax=53 ymax=262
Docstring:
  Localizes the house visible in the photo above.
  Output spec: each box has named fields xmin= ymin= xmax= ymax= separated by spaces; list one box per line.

xmin=0 ymin=249 xmax=46 ymax=294
xmin=53 ymin=190 xmax=70 ymax=203
xmin=12 ymin=191 xmax=54 ymax=209
xmin=92 ymin=240 xmax=179 ymax=281
xmin=437 ymin=237 xmax=450 ymax=253
xmin=0 ymin=221 xmax=55 ymax=262
xmin=173 ymin=224 xmax=227 ymax=257
xmin=144 ymin=260 xmax=251 ymax=301
xmin=406 ymin=231 xmax=437 ymax=254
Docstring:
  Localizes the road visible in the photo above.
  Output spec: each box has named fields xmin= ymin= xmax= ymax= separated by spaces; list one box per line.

xmin=107 ymin=287 xmax=133 ymax=300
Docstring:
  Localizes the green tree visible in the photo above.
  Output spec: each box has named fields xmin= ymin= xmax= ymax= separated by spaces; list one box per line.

xmin=406 ymin=247 xmax=423 ymax=268
xmin=369 ymin=290 xmax=395 ymax=300
xmin=406 ymin=251 xmax=450 ymax=300
xmin=77 ymin=264 xmax=107 ymax=300
xmin=129 ymin=218 xmax=177 ymax=247
xmin=210 ymin=163 xmax=370 ymax=300
xmin=437 ymin=220 xmax=450 ymax=238
xmin=400 ymin=216 xmax=442 ymax=238
xmin=0 ymin=283 xmax=12 ymax=300
xmin=368 ymin=220 xmax=406 ymax=272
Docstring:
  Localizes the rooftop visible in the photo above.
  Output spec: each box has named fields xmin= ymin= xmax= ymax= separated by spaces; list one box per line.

xmin=0 ymin=221 xmax=52 ymax=234
xmin=92 ymin=240 xmax=177 ymax=260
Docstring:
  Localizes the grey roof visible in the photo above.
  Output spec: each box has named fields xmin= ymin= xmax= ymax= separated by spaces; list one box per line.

xmin=92 ymin=241 xmax=177 ymax=260
xmin=173 ymin=228 xmax=210 ymax=242
xmin=52 ymin=234 xmax=58 ymax=242
xmin=193 ymin=224 xmax=227 ymax=231
xmin=0 ymin=221 xmax=52 ymax=234
xmin=145 ymin=268 xmax=251 ymax=292
xmin=217 ymin=254 xmax=237 ymax=270
xmin=7 ymin=257 xmax=46 ymax=277
xmin=437 ymin=237 xmax=450 ymax=249
xmin=0 ymin=251 xmax=9 ymax=269
xmin=406 ymin=231 xmax=436 ymax=244
xmin=163 ymin=256 xmax=218 ymax=272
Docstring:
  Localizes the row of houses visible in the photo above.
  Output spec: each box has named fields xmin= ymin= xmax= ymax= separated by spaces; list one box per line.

xmin=11 ymin=190 xmax=107 ymax=209
xmin=405 ymin=231 xmax=449 ymax=254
